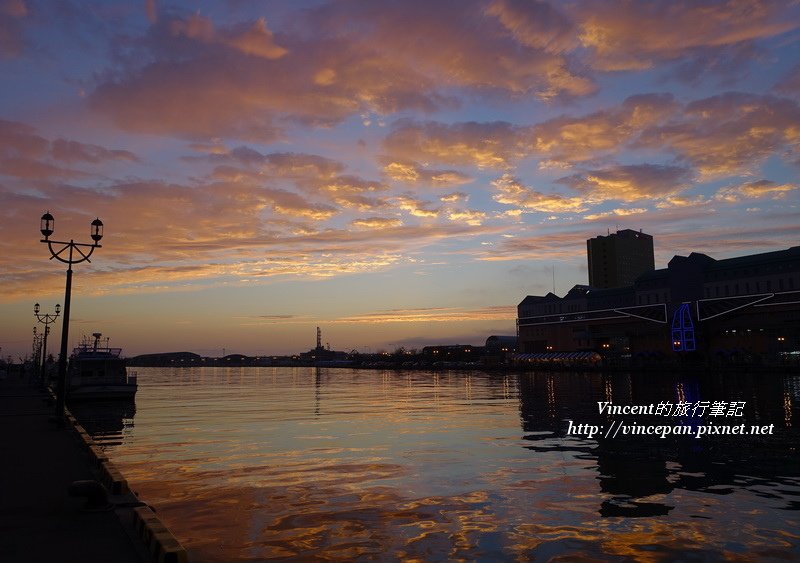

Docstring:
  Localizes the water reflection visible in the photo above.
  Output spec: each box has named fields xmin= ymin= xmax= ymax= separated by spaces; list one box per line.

xmin=69 ymin=399 xmax=136 ymax=447
xmin=85 ymin=368 xmax=799 ymax=560
xmin=519 ymin=372 xmax=800 ymax=519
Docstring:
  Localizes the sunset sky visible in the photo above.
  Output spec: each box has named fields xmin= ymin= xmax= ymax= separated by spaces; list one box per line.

xmin=2 ymin=0 xmax=800 ymax=358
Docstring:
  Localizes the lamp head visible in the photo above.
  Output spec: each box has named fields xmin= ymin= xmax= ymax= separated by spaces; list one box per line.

xmin=40 ymin=212 xmax=54 ymax=239
xmin=55 ymin=304 xmax=61 ymax=315
xmin=90 ymin=218 xmax=103 ymax=243
xmin=34 ymin=302 xmax=40 ymax=314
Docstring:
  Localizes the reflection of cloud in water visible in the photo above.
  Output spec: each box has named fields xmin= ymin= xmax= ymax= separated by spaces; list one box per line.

xmin=99 ymin=368 xmax=800 ymax=560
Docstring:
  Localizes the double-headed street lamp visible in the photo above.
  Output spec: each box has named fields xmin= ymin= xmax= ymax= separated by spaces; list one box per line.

xmin=33 ymin=302 xmax=60 ymax=385
xmin=40 ymin=212 xmax=103 ymax=422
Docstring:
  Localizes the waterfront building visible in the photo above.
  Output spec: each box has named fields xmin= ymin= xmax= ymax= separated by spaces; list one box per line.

xmin=422 ymin=344 xmax=481 ymax=360
xmin=587 ymin=229 xmax=655 ymax=289
xmin=518 ymin=244 xmax=800 ymax=365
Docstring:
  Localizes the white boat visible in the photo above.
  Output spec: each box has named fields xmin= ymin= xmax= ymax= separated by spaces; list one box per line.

xmin=67 ymin=333 xmax=137 ymax=401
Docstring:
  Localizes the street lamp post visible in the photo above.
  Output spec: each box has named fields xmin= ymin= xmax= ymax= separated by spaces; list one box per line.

xmin=39 ymin=212 xmax=103 ymax=422
xmin=32 ymin=327 xmax=42 ymax=380
xmin=33 ymin=302 xmax=60 ymax=386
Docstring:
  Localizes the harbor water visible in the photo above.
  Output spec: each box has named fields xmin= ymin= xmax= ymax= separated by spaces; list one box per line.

xmin=71 ymin=368 xmax=800 ymax=561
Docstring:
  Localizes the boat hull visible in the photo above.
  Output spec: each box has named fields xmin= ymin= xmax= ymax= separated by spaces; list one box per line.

xmin=68 ymin=384 xmax=137 ymax=401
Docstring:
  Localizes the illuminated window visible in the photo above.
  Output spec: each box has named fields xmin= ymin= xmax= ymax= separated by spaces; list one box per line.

xmin=671 ymin=303 xmax=696 ymax=352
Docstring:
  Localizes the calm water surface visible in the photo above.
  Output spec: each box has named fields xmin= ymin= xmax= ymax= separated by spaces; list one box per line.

xmin=72 ymin=368 xmax=800 ymax=561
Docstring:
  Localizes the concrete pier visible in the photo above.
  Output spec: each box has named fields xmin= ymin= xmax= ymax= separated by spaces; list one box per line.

xmin=0 ymin=374 xmax=155 ymax=561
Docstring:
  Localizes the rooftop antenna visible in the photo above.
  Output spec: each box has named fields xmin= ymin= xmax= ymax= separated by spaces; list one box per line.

xmin=552 ymin=264 xmax=556 ymax=294
xmin=316 ymin=326 xmax=322 ymax=350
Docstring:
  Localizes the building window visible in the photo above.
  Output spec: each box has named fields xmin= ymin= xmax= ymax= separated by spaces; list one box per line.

xmin=672 ymin=303 xmax=696 ymax=352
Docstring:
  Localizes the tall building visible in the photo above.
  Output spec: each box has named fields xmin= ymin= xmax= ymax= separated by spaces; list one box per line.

xmin=587 ymin=229 xmax=654 ymax=288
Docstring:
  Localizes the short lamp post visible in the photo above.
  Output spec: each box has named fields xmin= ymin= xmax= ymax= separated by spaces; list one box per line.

xmin=40 ymin=212 xmax=103 ymax=422
xmin=33 ymin=302 xmax=60 ymax=385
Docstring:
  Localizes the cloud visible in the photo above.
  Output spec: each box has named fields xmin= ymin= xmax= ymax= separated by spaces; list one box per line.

xmin=144 ymin=0 xmax=157 ymax=24
xmin=0 ymin=0 xmax=26 ymax=58
xmin=440 ymin=192 xmax=468 ymax=203
xmin=636 ymin=92 xmax=800 ymax=177
xmin=447 ymin=209 xmax=486 ymax=226
xmin=714 ymin=179 xmax=798 ymax=202
xmin=90 ymin=13 xmax=450 ymax=141
xmin=168 ymin=14 xmax=287 ymax=60
xmin=387 ymin=91 xmax=799 ymax=179
xmin=486 ymin=0 xmax=576 ymax=54
xmin=50 ymin=139 xmax=138 ymax=164
xmin=350 ymin=217 xmax=403 ymax=230
xmin=492 ymin=174 xmax=588 ymax=213
xmin=332 ymin=305 xmax=516 ymax=324
xmin=263 ymin=188 xmax=338 ymax=220
xmin=583 ymin=207 xmax=648 ymax=221
xmin=308 ymin=0 xmax=595 ymax=100
xmin=0 ymin=119 xmax=138 ymax=179
xmin=655 ymin=195 xmax=710 ymax=208
xmin=530 ymin=93 xmax=679 ymax=167
xmin=393 ymin=194 xmax=440 ymax=218
xmin=383 ymin=120 xmax=525 ymax=169
xmin=574 ymin=0 xmax=799 ymax=72
xmin=381 ymin=159 xmax=472 ymax=187
xmin=557 ymin=164 xmax=692 ymax=201
xmin=773 ymin=64 xmax=800 ymax=97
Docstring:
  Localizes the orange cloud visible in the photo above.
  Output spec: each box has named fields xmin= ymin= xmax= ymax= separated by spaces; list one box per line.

xmin=447 ymin=209 xmax=486 ymax=226
xmin=381 ymin=159 xmax=473 ymax=187
xmin=530 ymin=93 xmax=678 ymax=167
xmin=440 ymin=192 xmax=468 ymax=203
xmin=169 ymin=14 xmax=287 ymax=59
xmin=383 ymin=121 xmax=525 ymax=169
xmin=714 ymin=179 xmax=798 ymax=202
xmin=492 ymin=174 xmax=588 ymax=213
xmin=333 ymin=305 xmax=516 ymax=324
xmin=574 ymin=0 xmax=798 ymax=72
xmin=557 ymin=164 xmax=691 ymax=201
xmin=486 ymin=0 xmax=576 ymax=55
xmin=310 ymin=0 xmax=595 ymax=99
xmin=351 ymin=217 xmax=403 ymax=230
xmin=393 ymin=195 xmax=440 ymax=218
xmin=637 ymin=93 xmax=800 ymax=177
xmin=583 ymin=207 xmax=648 ymax=221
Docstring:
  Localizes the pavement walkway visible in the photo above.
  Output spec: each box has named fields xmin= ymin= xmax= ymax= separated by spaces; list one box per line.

xmin=0 ymin=372 xmax=149 ymax=562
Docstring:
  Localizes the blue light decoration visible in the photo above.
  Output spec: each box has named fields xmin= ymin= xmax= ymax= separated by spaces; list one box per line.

xmin=671 ymin=303 xmax=696 ymax=352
